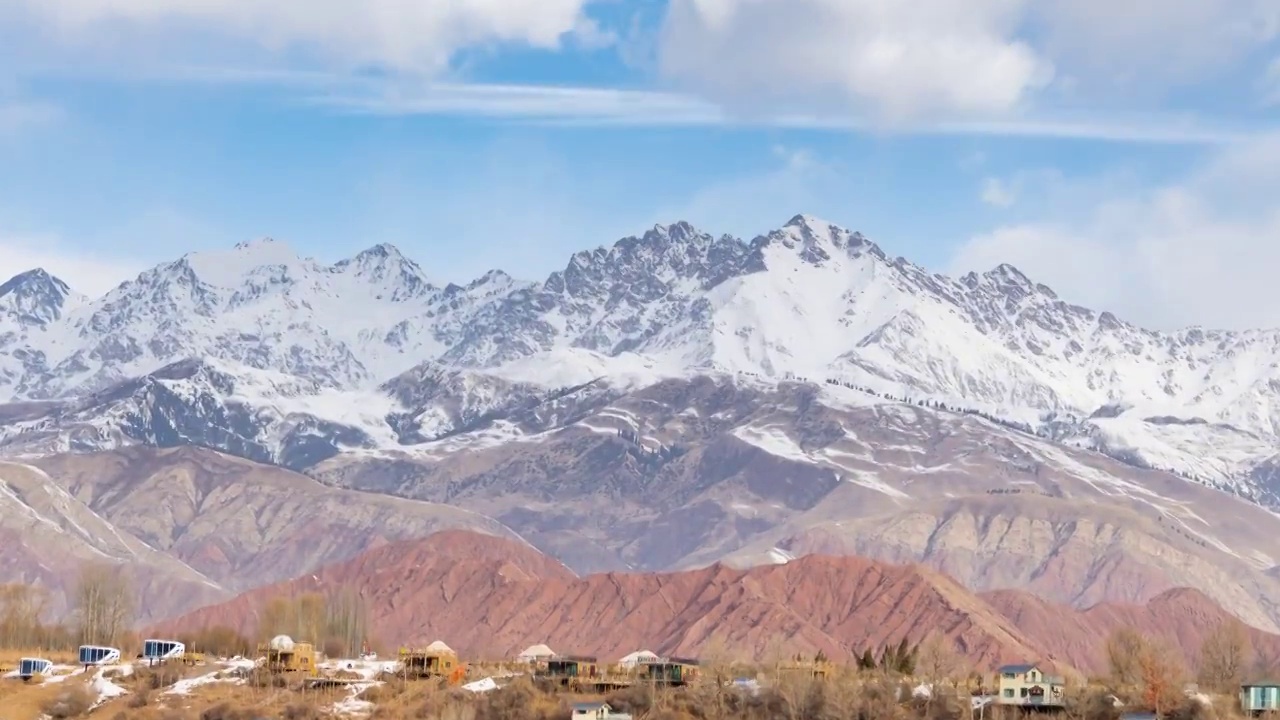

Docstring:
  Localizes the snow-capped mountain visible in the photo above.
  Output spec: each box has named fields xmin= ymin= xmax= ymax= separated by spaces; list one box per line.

xmin=2 ymin=214 xmax=1280 ymax=503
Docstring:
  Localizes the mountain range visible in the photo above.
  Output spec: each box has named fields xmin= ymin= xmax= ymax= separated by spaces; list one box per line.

xmin=3 ymin=214 xmax=1280 ymax=632
xmin=158 ymin=529 xmax=1280 ymax=676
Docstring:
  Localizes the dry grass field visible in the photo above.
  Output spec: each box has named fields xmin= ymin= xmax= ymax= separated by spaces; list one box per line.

xmin=0 ymin=652 xmax=1250 ymax=720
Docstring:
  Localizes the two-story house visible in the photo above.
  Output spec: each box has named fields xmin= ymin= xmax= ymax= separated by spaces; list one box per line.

xmin=996 ymin=663 xmax=1066 ymax=707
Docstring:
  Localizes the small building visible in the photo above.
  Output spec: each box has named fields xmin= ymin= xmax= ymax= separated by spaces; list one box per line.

xmin=18 ymin=658 xmax=53 ymax=681
xmin=995 ymin=663 xmax=1065 ymax=707
xmin=258 ymin=635 xmax=317 ymax=676
xmin=1240 ymin=680 xmax=1280 ymax=714
xmin=640 ymin=657 xmax=700 ymax=686
xmin=77 ymin=645 xmax=121 ymax=667
xmin=142 ymin=639 xmax=187 ymax=665
xmin=399 ymin=641 xmax=460 ymax=680
xmin=571 ymin=702 xmax=614 ymax=720
xmin=546 ymin=655 xmax=599 ymax=680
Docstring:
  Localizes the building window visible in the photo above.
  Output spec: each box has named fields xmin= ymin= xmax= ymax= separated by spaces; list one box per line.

xmin=1004 ymin=689 xmax=1014 ymax=698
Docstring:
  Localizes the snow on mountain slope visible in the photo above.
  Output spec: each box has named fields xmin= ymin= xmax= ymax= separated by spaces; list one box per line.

xmin=2 ymin=214 xmax=1280 ymax=500
xmin=4 ymin=238 xmax=527 ymax=399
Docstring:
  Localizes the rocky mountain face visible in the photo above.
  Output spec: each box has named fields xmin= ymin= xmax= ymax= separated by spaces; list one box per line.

xmin=161 ymin=530 xmax=1280 ymax=676
xmin=2 ymin=215 xmax=1278 ymax=495
xmin=0 ymin=447 xmax=519 ymax=622
xmin=5 ymin=214 xmax=1280 ymax=631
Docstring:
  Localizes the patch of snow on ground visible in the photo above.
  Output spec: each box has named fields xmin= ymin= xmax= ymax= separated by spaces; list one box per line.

xmin=489 ymin=348 xmax=678 ymax=390
xmin=89 ymin=669 xmax=128 ymax=708
xmin=842 ymin=470 xmax=912 ymax=500
xmin=733 ymin=424 xmax=912 ymax=500
xmin=39 ymin=665 xmax=84 ymax=683
xmin=732 ymin=425 xmax=809 ymax=463
xmin=766 ymin=547 xmax=795 ymax=565
xmin=332 ymin=682 xmax=378 ymax=716
xmin=166 ymin=669 xmax=245 ymax=696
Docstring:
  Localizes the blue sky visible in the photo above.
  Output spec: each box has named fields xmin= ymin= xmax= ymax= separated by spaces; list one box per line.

xmin=1 ymin=0 xmax=1278 ymax=330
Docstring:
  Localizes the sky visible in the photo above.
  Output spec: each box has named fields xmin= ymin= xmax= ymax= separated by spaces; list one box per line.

xmin=0 ymin=0 xmax=1278 ymax=330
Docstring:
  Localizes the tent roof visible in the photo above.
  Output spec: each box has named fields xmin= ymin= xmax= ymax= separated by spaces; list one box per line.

xmin=518 ymin=643 xmax=555 ymax=657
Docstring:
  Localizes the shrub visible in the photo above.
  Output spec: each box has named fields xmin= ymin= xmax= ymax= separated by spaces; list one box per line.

xmin=200 ymin=702 xmax=268 ymax=720
xmin=41 ymin=686 xmax=95 ymax=719
xmin=282 ymin=704 xmax=321 ymax=720
xmin=127 ymin=687 xmax=152 ymax=708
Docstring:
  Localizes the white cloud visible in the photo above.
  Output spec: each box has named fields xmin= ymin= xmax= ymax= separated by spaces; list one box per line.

xmin=654 ymin=0 xmax=1279 ymax=124
xmin=0 ymin=231 xmax=147 ymax=298
xmin=980 ymin=178 xmax=1016 ymax=208
xmin=8 ymin=0 xmax=607 ymax=74
xmin=950 ymin=134 xmax=1280 ymax=331
xmin=301 ymin=76 xmax=1266 ymax=144
xmin=658 ymin=0 xmax=1051 ymax=123
xmin=1034 ymin=0 xmax=1279 ymax=94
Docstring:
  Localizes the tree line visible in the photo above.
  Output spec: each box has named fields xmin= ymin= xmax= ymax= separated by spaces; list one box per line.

xmin=0 ymin=562 xmax=372 ymax=660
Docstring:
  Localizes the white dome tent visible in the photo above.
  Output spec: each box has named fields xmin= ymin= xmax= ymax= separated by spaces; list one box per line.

xmin=516 ymin=644 xmax=556 ymax=663
xmin=268 ymin=635 xmax=296 ymax=652
xmin=619 ymin=650 xmax=659 ymax=668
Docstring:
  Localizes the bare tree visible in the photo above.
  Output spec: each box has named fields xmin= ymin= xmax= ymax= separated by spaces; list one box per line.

xmin=690 ymin=634 xmax=735 ymax=720
xmin=324 ymin=587 xmax=369 ymax=658
xmin=0 ymin=583 xmax=50 ymax=649
xmin=73 ymin=562 xmax=134 ymax=647
xmin=1198 ymin=618 xmax=1252 ymax=692
xmin=1105 ymin=626 xmax=1148 ymax=688
xmin=774 ymin=665 xmax=820 ymax=720
xmin=1140 ymin=638 xmax=1186 ymax=719
xmin=915 ymin=632 xmax=968 ymax=712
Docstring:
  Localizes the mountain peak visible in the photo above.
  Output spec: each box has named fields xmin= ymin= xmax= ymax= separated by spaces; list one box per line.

xmin=351 ymin=242 xmax=408 ymax=262
xmin=0 ymin=267 xmax=79 ymax=327
xmin=759 ymin=214 xmax=880 ymax=265
xmin=784 ymin=213 xmax=835 ymax=230
xmin=180 ymin=237 xmax=304 ymax=289
xmin=332 ymin=243 xmax=433 ymax=300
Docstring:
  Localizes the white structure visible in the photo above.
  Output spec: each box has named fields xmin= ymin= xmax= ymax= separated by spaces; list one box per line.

xmin=424 ymin=640 xmax=454 ymax=654
xmin=142 ymin=639 xmax=186 ymax=664
xmin=462 ymin=677 xmax=498 ymax=693
xmin=571 ymin=702 xmax=613 ymax=720
xmin=268 ymin=635 xmax=296 ymax=652
xmin=516 ymin=643 xmax=556 ymax=663
xmin=618 ymin=650 xmax=659 ymax=668
xmin=78 ymin=645 xmax=121 ymax=666
xmin=18 ymin=658 xmax=53 ymax=680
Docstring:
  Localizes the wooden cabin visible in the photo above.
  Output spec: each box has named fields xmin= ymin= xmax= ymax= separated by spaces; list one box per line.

xmin=399 ymin=645 xmax=461 ymax=680
xmin=258 ymin=636 xmax=317 ymax=676
xmin=640 ymin=657 xmax=700 ymax=686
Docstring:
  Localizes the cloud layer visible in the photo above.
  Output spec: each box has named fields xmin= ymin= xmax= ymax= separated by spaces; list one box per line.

xmin=8 ymin=0 xmax=607 ymax=73
xmin=659 ymin=0 xmax=1048 ymax=122
xmin=951 ymin=135 xmax=1280 ymax=331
